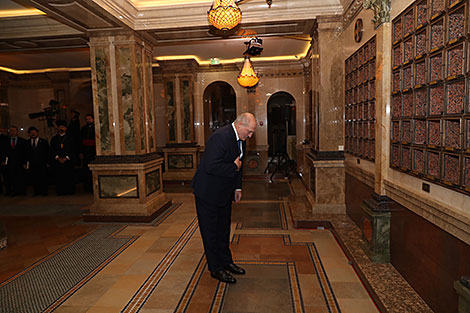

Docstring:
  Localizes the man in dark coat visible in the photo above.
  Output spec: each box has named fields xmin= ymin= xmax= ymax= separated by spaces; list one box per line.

xmin=26 ymin=126 xmax=50 ymax=196
xmin=192 ymin=112 xmax=257 ymax=284
xmin=50 ymin=120 xmax=75 ymax=195
xmin=0 ymin=131 xmax=7 ymax=194
xmin=1 ymin=126 xmax=27 ymax=196
xmin=80 ymin=114 xmax=96 ymax=192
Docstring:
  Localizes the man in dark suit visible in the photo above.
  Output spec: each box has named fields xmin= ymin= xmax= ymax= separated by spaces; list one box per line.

xmin=0 ymin=131 xmax=7 ymax=194
xmin=192 ymin=112 xmax=257 ymax=284
xmin=26 ymin=126 xmax=50 ymax=196
xmin=80 ymin=114 xmax=96 ymax=192
xmin=50 ymin=120 xmax=76 ymax=195
xmin=1 ymin=126 xmax=27 ymax=196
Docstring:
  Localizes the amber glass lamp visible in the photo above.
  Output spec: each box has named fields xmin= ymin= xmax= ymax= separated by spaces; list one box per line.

xmin=208 ymin=0 xmax=242 ymax=31
xmin=237 ymin=56 xmax=259 ymax=88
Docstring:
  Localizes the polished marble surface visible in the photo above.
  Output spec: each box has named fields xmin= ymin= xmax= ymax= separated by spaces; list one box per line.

xmin=0 ymin=177 xmax=431 ymax=313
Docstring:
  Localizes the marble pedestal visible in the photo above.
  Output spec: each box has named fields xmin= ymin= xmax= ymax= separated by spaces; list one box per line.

xmin=360 ymin=193 xmax=392 ymax=263
xmin=162 ymin=145 xmax=200 ymax=181
xmin=84 ymin=153 xmax=171 ymax=223
xmin=455 ymin=280 xmax=470 ymax=313
xmin=306 ymin=152 xmax=346 ymax=214
xmin=0 ymin=222 xmax=6 ymax=250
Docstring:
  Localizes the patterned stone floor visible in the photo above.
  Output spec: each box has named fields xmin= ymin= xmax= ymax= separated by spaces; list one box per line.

xmin=0 ymin=177 xmax=432 ymax=313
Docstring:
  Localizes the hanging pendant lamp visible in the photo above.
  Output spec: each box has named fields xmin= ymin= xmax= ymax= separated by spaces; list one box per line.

xmin=208 ymin=0 xmax=242 ymax=31
xmin=237 ymin=56 xmax=259 ymax=88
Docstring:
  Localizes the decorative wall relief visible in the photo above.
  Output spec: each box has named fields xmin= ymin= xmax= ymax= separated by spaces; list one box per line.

xmin=145 ymin=169 xmax=161 ymax=196
xmin=94 ymin=48 xmax=111 ymax=152
xmin=363 ymin=0 xmax=391 ymax=28
xmin=136 ymin=50 xmax=146 ymax=151
xmin=119 ymin=47 xmax=135 ymax=151
xmin=99 ymin=175 xmax=138 ymax=198
xmin=168 ymin=154 xmax=193 ymax=169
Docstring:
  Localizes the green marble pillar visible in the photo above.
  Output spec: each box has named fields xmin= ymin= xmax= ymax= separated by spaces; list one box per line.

xmin=86 ymin=34 xmax=170 ymax=222
xmin=455 ymin=279 xmax=470 ymax=313
xmin=360 ymin=193 xmax=391 ymax=263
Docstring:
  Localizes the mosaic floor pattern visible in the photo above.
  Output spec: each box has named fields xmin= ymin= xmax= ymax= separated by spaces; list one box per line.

xmin=0 ymin=180 xmax=381 ymax=313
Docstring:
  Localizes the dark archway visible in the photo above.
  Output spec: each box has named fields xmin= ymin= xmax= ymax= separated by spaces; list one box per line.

xmin=267 ymin=92 xmax=296 ymax=157
xmin=202 ymin=81 xmax=236 ymax=142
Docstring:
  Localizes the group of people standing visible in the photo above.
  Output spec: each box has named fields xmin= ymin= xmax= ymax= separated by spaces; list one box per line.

xmin=0 ymin=113 xmax=96 ymax=196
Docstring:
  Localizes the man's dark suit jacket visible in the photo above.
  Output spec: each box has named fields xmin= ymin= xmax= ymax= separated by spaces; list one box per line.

xmin=27 ymin=137 xmax=50 ymax=167
xmin=50 ymin=134 xmax=75 ymax=164
xmin=192 ymin=124 xmax=245 ymax=206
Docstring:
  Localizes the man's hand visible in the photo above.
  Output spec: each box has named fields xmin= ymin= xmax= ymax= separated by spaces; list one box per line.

xmin=234 ymin=190 xmax=242 ymax=203
xmin=234 ymin=156 xmax=242 ymax=171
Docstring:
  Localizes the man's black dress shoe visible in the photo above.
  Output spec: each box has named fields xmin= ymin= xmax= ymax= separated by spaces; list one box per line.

xmin=224 ymin=263 xmax=246 ymax=275
xmin=210 ymin=270 xmax=236 ymax=283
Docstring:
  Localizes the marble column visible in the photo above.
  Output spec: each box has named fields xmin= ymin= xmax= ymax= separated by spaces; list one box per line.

xmin=307 ymin=20 xmax=346 ymax=214
xmin=84 ymin=33 xmax=170 ymax=222
xmin=360 ymin=21 xmax=393 ymax=262
xmin=158 ymin=61 xmax=200 ymax=181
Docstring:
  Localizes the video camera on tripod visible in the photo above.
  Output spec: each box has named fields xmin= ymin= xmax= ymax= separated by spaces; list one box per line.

xmin=28 ymin=99 xmax=59 ymax=127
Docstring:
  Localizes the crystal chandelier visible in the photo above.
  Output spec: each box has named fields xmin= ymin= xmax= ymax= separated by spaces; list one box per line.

xmin=207 ymin=0 xmax=242 ymax=31
xmin=237 ymin=56 xmax=259 ymax=88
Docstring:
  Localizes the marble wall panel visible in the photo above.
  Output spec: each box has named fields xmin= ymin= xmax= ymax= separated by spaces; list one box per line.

xmin=182 ymin=79 xmax=192 ymax=142
xmin=466 ymin=119 xmax=470 ymax=150
xmin=136 ymin=50 xmax=145 ymax=151
xmin=404 ymin=39 xmax=413 ymax=63
xmin=392 ymin=144 xmax=400 ymax=167
xmin=99 ymin=175 xmax=138 ymax=198
xmin=145 ymin=169 xmax=160 ymax=196
xmin=393 ymin=18 xmax=403 ymax=42
xmin=168 ymin=154 xmax=193 ymax=169
xmin=393 ymin=121 xmax=400 ymax=141
xmin=403 ymin=67 xmax=412 ymax=90
xmin=118 ymin=47 xmax=135 ymax=151
xmin=146 ymin=54 xmax=155 ymax=150
xmin=94 ymin=48 xmax=111 ymax=152
xmin=166 ymin=80 xmax=176 ymax=142
xmin=315 ymin=167 xmax=345 ymax=204
xmin=392 ymin=94 xmax=402 ymax=118
xmin=393 ymin=45 xmax=402 ymax=68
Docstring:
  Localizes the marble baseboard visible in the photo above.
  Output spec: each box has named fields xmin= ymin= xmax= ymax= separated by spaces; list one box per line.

xmin=312 ymin=203 xmax=346 ymax=214
xmin=83 ymin=199 xmax=172 ymax=223
xmin=384 ymin=180 xmax=470 ymax=246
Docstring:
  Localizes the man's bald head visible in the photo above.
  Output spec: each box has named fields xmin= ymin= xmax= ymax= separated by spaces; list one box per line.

xmin=234 ymin=112 xmax=257 ymax=140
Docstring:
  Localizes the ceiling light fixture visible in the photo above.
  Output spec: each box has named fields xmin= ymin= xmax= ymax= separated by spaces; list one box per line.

xmin=208 ymin=0 xmax=273 ymax=31
xmin=237 ymin=56 xmax=259 ymax=88
xmin=208 ymin=0 xmax=242 ymax=31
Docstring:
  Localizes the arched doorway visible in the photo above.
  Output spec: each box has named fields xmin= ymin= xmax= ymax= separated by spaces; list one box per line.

xmin=202 ymin=81 xmax=236 ymax=142
xmin=267 ymin=92 xmax=296 ymax=157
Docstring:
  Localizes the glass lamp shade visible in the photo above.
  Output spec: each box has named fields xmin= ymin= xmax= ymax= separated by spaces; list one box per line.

xmin=208 ymin=0 xmax=242 ymax=31
xmin=237 ymin=56 xmax=259 ymax=88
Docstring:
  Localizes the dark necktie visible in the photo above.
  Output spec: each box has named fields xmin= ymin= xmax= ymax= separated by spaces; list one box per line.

xmin=238 ymin=139 xmax=242 ymax=158
xmin=11 ymin=138 xmax=15 ymax=148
